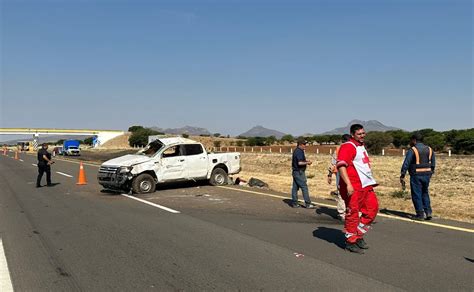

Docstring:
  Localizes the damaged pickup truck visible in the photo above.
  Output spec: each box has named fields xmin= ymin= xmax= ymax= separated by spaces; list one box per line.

xmin=97 ymin=137 xmax=241 ymax=194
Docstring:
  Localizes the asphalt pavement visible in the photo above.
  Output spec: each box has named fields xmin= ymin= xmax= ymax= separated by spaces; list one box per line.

xmin=0 ymin=151 xmax=472 ymax=291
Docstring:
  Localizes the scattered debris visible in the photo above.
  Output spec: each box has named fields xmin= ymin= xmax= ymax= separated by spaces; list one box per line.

xmin=293 ymin=252 xmax=305 ymax=258
xmin=248 ymin=177 xmax=269 ymax=188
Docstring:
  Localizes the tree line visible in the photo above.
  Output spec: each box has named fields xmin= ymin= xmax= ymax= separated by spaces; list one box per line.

xmin=126 ymin=125 xmax=474 ymax=155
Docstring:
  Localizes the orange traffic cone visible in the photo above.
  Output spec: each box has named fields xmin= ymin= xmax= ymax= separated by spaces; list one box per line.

xmin=14 ymin=151 xmax=19 ymax=160
xmin=76 ymin=162 xmax=87 ymax=185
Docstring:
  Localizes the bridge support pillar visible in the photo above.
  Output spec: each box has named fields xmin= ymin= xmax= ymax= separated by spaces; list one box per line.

xmin=32 ymin=134 xmax=39 ymax=151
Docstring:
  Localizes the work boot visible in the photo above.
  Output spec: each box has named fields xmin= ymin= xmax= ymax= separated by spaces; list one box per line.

xmin=425 ymin=213 xmax=433 ymax=220
xmin=356 ymin=238 xmax=369 ymax=249
xmin=290 ymin=202 xmax=300 ymax=208
xmin=304 ymin=203 xmax=316 ymax=209
xmin=345 ymin=243 xmax=364 ymax=254
xmin=412 ymin=214 xmax=425 ymax=221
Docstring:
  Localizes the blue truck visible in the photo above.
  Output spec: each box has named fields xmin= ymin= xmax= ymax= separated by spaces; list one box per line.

xmin=63 ymin=140 xmax=81 ymax=156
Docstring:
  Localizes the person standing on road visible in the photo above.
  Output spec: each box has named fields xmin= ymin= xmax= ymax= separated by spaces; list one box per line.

xmin=400 ymin=133 xmax=436 ymax=221
xmin=327 ymin=134 xmax=351 ymax=220
xmin=37 ymin=143 xmax=54 ymax=188
xmin=290 ymin=137 xmax=315 ymax=208
xmin=337 ymin=124 xmax=378 ymax=254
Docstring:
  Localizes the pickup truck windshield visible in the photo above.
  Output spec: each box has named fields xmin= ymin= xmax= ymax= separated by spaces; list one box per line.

xmin=139 ymin=140 xmax=164 ymax=157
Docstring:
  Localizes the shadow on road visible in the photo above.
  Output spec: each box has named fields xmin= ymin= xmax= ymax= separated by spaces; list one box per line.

xmin=316 ymin=206 xmax=340 ymax=220
xmin=46 ymin=183 xmax=61 ymax=188
xmin=379 ymin=208 xmax=414 ymax=219
xmin=312 ymin=227 xmax=345 ymax=249
xmin=282 ymin=199 xmax=296 ymax=207
xmin=465 ymin=257 xmax=474 ymax=263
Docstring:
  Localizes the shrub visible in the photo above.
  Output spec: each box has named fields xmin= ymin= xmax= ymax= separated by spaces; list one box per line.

xmin=390 ymin=190 xmax=410 ymax=200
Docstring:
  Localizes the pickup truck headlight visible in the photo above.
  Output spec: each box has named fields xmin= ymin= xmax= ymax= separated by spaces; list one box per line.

xmin=118 ymin=166 xmax=133 ymax=174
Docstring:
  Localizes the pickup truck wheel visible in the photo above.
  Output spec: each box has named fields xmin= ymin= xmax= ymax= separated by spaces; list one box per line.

xmin=132 ymin=174 xmax=156 ymax=194
xmin=209 ymin=168 xmax=228 ymax=186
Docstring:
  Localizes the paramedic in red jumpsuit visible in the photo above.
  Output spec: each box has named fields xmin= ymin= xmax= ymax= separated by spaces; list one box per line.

xmin=336 ymin=124 xmax=379 ymax=254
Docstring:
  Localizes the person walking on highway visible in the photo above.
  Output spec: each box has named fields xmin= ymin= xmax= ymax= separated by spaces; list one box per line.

xmin=337 ymin=124 xmax=378 ymax=254
xmin=327 ymin=134 xmax=351 ymax=220
xmin=400 ymin=133 xmax=436 ymax=221
xmin=290 ymin=137 xmax=315 ymax=208
xmin=36 ymin=143 xmax=54 ymax=187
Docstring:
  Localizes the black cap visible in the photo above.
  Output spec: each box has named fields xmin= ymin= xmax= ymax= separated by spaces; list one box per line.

xmin=297 ymin=137 xmax=308 ymax=145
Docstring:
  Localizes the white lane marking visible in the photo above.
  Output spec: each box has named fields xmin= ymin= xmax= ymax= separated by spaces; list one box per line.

xmin=217 ymin=186 xmax=474 ymax=233
xmin=19 ymin=159 xmax=24 ymax=162
xmin=121 ymin=194 xmax=180 ymax=214
xmin=0 ymin=239 xmax=14 ymax=292
xmin=32 ymin=164 xmax=37 ymax=167
xmin=56 ymin=172 xmax=73 ymax=178
xmin=30 ymin=152 xmax=472 ymax=232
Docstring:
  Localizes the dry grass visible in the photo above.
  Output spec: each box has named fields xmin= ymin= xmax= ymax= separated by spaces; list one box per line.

xmin=237 ymin=153 xmax=474 ymax=223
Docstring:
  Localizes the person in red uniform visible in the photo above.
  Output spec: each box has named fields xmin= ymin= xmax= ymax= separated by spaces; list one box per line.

xmin=336 ymin=124 xmax=378 ymax=254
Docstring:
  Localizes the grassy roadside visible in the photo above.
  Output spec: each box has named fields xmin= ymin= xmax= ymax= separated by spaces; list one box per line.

xmin=237 ymin=153 xmax=473 ymax=223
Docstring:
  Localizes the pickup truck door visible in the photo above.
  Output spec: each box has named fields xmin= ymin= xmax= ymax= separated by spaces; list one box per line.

xmin=160 ymin=145 xmax=186 ymax=181
xmin=183 ymin=144 xmax=208 ymax=179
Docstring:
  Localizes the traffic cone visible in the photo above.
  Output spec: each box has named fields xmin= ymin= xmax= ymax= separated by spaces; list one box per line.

xmin=76 ymin=162 xmax=87 ymax=185
xmin=14 ymin=151 xmax=19 ymax=160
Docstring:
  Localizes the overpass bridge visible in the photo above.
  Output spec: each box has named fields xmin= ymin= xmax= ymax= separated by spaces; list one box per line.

xmin=0 ymin=128 xmax=124 ymax=149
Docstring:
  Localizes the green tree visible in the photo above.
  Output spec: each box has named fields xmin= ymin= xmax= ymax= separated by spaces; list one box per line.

xmin=281 ymin=134 xmax=294 ymax=143
xmin=182 ymin=133 xmax=189 ymax=138
xmin=424 ymin=133 xmax=446 ymax=152
xmin=128 ymin=125 xmax=145 ymax=133
xmin=452 ymin=129 xmax=474 ymax=154
xmin=83 ymin=137 xmax=94 ymax=145
xmin=387 ymin=130 xmax=411 ymax=148
xmin=236 ymin=140 xmax=244 ymax=147
xmin=365 ymin=131 xmax=393 ymax=155
xmin=128 ymin=128 xmax=162 ymax=147
xmin=444 ymin=129 xmax=458 ymax=146
xmin=246 ymin=137 xmax=267 ymax=146
xmin=213 ymin=133 xmax=221 ymax=137
xmin=265 ymin=136 xmax=277 ymax=146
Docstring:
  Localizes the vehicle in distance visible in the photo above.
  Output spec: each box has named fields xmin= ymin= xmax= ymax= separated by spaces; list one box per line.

xmin=97 ymin=137 xmax=241 ymax=194
xmin=63 ymin=140 xmax=80 ymax=156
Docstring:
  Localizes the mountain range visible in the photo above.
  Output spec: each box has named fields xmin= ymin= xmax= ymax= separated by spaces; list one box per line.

xmin=1 ymin=120 xmax=400 ymax=144
xmin=238 ymin=126 xmax=287 ymax=139
xmin=321 ymin=119 xmax=401 ymax=135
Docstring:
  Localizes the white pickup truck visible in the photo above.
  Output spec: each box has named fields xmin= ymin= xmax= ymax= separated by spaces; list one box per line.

xmin=97 ymin=137 xmax=241 ymax=194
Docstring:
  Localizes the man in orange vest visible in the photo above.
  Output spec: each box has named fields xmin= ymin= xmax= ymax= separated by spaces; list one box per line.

xmin=400 ymin=133 xmax=436 ymax=221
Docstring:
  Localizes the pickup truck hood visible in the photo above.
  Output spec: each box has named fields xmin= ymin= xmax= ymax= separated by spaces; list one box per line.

xmin=102 ymin=154 xmax=152 ymax=167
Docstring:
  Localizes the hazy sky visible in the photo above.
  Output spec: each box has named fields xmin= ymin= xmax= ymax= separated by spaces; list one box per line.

xmin=1 ymin=0 xmax=472 ymax=138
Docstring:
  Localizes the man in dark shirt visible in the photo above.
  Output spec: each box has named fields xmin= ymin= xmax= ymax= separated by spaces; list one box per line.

xmin=37 ymin=143 xmax=54 ymax=187
xmin=290 ymin=137 xmax=314 ymax=208
xmin=400 ymin=133 xmax=436 ymax=220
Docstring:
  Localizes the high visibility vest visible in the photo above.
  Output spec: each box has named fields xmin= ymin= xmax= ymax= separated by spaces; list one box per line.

xmin=410 ymin=145 xmax=433 ymax=175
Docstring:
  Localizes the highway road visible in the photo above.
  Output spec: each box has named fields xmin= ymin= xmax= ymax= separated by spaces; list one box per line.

xmin=0 ymin=151 xmax=473 ymax=291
